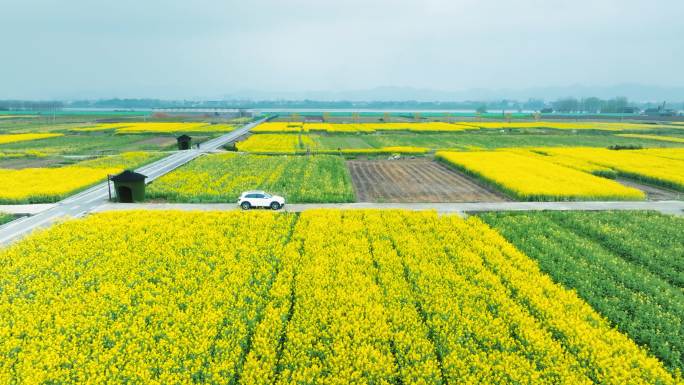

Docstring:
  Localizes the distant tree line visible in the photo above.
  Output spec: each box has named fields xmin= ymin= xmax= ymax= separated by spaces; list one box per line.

xmin=3 ymin=98 xmax=681 ymax=113
xmin=550 ymin=97 xmax=632 ymax=113
xmin=0 ymin=100 xmax=63 ymax=111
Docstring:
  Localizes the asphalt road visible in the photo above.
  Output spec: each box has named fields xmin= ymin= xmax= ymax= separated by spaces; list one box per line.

xmin=0 ymin=119 xmax=263 ymax=246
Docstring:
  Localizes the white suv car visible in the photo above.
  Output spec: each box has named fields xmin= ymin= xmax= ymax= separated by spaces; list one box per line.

xmin=238 ymin=190 xmax=285 ymax=210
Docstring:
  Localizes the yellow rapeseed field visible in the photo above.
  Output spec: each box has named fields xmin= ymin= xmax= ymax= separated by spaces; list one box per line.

xmin=0 ymin=210 xmax=677 ymax=384
xmin=236 ymin=133 xmax=317 ymax=153
xmin=252 ymin=121 xmax=475 ymax=133
xmin=73 ymin=122 xmax=235 ymax=133
xmin=71 ymin=123 xmax=132 ymax=132
xmin=502 ymin=148 xmax=617 ymax=177
xmin=632 ymin=148 xmax=684 ymax=161
xmin=462 ymin=121 xmax=671 ymax=131
xmin=236 ymin=134 xmax=428 ymax=154
xmin=540 ymin=147 xmax=684 ymax=190
xmin=116 ymin=122 xmax=234 ymax=133
xmin=0 ymin=133 xmax=63 ymax=144
xmin=147 ymin=153 xmax=355 ymax=203
xmin=436 ymin=150 xmax=645 ymax=200
xmin=0 ymin=166 xmax=120 ymax=203
xmin=0 ymin=152 xmax=161 ymax=203
xmin=617 ymin=133 xmax=684 ymax=144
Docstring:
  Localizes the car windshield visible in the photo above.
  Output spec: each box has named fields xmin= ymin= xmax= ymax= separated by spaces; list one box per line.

xmin=263 ymin=193 xmax=272 ymax=198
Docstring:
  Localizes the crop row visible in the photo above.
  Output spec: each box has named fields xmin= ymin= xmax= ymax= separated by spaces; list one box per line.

xmin=147 ymin=153 xmax=356 ymax=203
xmin=235 ymin=133 xmax=429 ymax=155
xmin=252 ymin=122 xmax=476 ymax=133
xmin=540 ymin=147 xmax=684 ymax=191
xmin=0 ymin=152 xmax=162 ymax=203
xmin=73 ymin=122 xmax=235 ymax=133
xmin=253 ymin=121 xmax=681 ymax=133
xmin=480 ymin=211 xmax=684 ymax=373
xmin=435 ymin=150 xmax=645 ymax=201
xmin=0 ymin=133 xmax=63 ymax=144
xmin=2 ymin=210 xmax=678 ymax=383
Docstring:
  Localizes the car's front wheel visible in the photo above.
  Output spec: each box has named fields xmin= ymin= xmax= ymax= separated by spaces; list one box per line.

xmin=270 ymin=202 xmax=281 ymax=210
xmin=241 ymin=202 xmax=251 ymax=210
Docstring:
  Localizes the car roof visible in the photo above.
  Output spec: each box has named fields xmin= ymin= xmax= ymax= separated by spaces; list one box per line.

xmin=242 ymin=190 xmax=266 ymax=194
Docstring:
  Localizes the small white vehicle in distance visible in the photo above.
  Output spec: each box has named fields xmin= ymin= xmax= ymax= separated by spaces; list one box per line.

xmin=238 ymin=190 xmax=285 ymax=210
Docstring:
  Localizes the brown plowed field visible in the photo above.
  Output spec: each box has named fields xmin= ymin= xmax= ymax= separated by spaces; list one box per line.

xmin=348 ymin=159 xmax=509 ymax=202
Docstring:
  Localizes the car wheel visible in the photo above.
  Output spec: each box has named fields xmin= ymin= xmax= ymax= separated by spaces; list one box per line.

xmin=270 ymin=202 xmax=281 ymax=210
xmin=241 ymin=202 xmax=251 ymax=210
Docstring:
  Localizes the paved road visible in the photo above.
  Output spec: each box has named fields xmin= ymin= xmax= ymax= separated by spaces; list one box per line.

xmin=0 ymin=119 xmax=264 ymax=246
xmin=90 ymin=200 xmax=684 ymax=217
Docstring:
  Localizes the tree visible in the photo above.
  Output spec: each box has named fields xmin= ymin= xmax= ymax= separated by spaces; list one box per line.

xmin=601 ymin=97 xmax=629 ymax=113
xmin=523 ymin=99 xmax=545 ymax=110
xmin=476 ymin=105 xmax=488 ymax=114
xmin=552 ymin=98 xmax=580 ymax=113
xmin=582 ymin=97 xmax=601 ymax=113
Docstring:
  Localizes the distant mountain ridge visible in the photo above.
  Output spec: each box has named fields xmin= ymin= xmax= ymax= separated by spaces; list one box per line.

xmin=223 ymin=84 xmax=684 ymax=103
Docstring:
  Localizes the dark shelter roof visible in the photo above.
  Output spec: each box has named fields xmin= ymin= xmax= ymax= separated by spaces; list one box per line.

xmin=111 ymin=170 xmax=147 ymax=183
xmin=177 ymin=134 xmax=192 ymax=141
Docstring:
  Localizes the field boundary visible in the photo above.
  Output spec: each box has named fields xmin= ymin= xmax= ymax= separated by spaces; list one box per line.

xmin=75 ymin=200 xmax=684 ymax=217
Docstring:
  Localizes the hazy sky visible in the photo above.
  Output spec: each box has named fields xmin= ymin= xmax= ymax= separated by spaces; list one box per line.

xmin=1 ymin=0 xmax=683 ymax=99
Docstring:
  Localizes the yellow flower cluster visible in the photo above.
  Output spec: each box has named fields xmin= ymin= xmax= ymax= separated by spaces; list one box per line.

xmin=632 ymin=148 xmax=684 ymax=161
xmin=540 ymin=147 xmax=684 ymax=190
xmin=0 ymin=133 xmax=63 ymax=144
xmin=252 ymin=122 xmax=475 ymax=133
xmin=236 ymin=134 xmax=428 ymax=155
xmin=0 ymin=166 xmax=120 ymax=203
xmin=0 ymin=210 xmax=677 ymax=384
xmin=617 ymin=133 xmax=684 ymax=144
xmin=502 ymin=148 xmax=616 ymax=176
xmin=0 ymin=211 xmax=295 ymax=384
xmin=436 ymin=150 xmax=645 ymax=200
xmin=76 ymin=151 xmax=163 ymax=169
xmin=0 ymin=152 xmax=161 ymax=203
xmin=464 ymin=121 xmax=671 ymax=131
xmin=236 ymin=133 xmax=317 ymax=153
xmin=73 ymin=122 xmax=234 ymax=133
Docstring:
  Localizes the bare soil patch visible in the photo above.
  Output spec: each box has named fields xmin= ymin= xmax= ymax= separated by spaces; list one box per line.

xmin=348 ymin=159 xmax=509 ymax=202
xmin=0 ymin=157 xmax=67 ymax=169
xmin=616 ymin=178 xmax=683 ymax=201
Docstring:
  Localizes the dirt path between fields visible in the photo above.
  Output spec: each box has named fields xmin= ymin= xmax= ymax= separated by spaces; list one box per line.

xmin=616 ymin=178 xmax=683 ymax=201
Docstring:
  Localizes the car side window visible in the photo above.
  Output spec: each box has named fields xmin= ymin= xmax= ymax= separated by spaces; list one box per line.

xmin=246 ymin=194 xmax=257 ymax=198
xmin=256 ymin=194 xmax=265 ymax=199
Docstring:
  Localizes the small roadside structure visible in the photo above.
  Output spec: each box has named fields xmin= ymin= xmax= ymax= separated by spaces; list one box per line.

xmin=177 ymin=134 xmax=192 ymax=150
xmin=111 ymin=170 xmax=147 ymax=203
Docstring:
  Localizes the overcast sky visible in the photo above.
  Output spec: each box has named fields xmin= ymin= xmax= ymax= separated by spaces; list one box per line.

xmin=1 ymin=0 xmax=683 ymax=99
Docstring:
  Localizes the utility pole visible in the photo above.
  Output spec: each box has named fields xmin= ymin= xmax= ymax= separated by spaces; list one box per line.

xmin=107 ymin=175 xmax=112 ymax=201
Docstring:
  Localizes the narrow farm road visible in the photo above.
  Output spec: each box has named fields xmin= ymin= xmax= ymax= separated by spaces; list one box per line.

xmin=88 ymin=200 xmax=684 ymax=217
xmin=0 ymin=119 xmax=264 ymax=246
